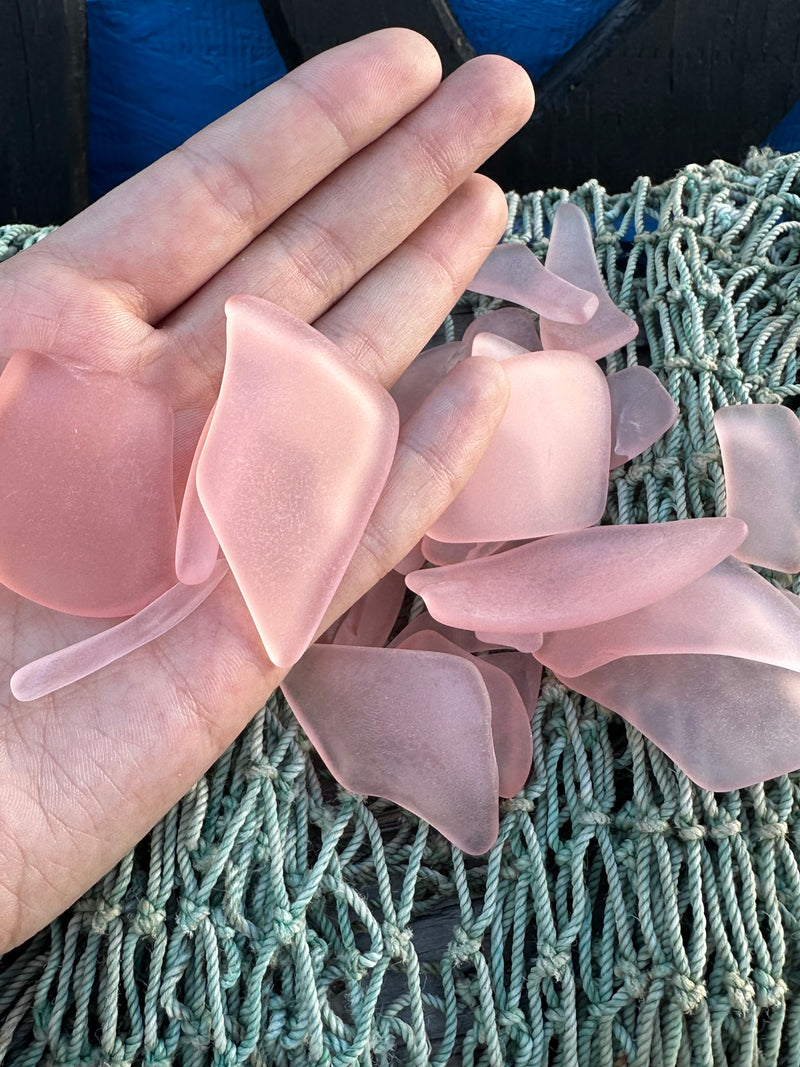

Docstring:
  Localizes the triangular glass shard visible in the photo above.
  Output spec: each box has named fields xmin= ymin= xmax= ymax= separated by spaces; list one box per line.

xmin=175 ymin=403 xmax=221 ymax=584
xmin=197 ymin=297 xmax=399 ymax=668
xmin=11 ymin=561 xmax=229 ymax=701
xmin=407 ymin=518 xmax=747 ymax=634
xmin=537 ymin=556 xmax=800 ymax=676
xmin=389 ymin=341 xmax=464 ymax=422
xmin=428 ymin=350 xmax=612 ymax=542
xmin=607 ymin=366 xmax=678 ymax=466
xmin=462 ymin=308 xmax=542 ymax=352
xmin=715 ymin=403 xmax=800 ymax=571
xmin=468 ymin=242 xmax=599 ymax=324
xmin=282 ymin=643 xmax=500 ymax=853
xmin=0 ymin=351 xmax=177 ymax=616
xmin=540 ymin=203 xmax=638 ymax=360
xmin=332 ymin=569 xmax=407 ymax=648
xmin=394 ymin=630 xmax=533 ymax=797
xmin=557 ymin=653 xmax=800 ymax=792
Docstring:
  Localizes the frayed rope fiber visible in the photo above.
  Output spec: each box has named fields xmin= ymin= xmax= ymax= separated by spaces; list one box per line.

xmin=2 ymin=148 xmax=800 ymax=1066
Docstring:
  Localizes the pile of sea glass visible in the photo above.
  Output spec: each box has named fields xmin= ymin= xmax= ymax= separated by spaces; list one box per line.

xmin=4 ymin=202 xmax=800 ymax=855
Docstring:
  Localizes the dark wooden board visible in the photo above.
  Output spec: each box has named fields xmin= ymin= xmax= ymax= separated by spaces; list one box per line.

xmin=1 ymin=0 xmax=89 ymax=224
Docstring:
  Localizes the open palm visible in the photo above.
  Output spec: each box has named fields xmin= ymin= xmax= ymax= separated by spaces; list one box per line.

xmin=0 ymin=29 xmax=533 ymax=951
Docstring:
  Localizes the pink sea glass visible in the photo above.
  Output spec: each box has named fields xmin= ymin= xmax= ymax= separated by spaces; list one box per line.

xmin=391 ymin=611 xmax=498 ymax=653
xmin=421 ymin=536 xmax=518 ymax=566
xmin=469 ymin=333 xmax=529 ymax=362
xmin=175 ymin=404 xmax=220 ymax=585
xmin=475 ymin=629 xmax=543 ymax=654
xmin=715 ymin=403 xmax=800 ymax=571
xmin=196 ymin=297 xmax=399 ymax=668
xmin=394 ymin=630 xmax=533 ymax=797
xmin=389 ymin=341 xmax=464 ymax=423
xmin=407 ymin=517 xmax=747 ymax=633
xmin=394 ymin=541 xmax=426 ymax=575
xmin=0 ymin=350 xmax=177 ymax=616
xmin=428 ymin=350 xmax=612 ymax=542
xmin=10 ymin=561 xmax=229 ymax=701
xmin=480 ymin=651 xmax=543 ymax=719
xmin=536 ymin=556 xmax=800 ymax=676
xmin=468 ymin=242 xmax=599 ymax=324
xmin=607 ymin=366 xmax=678 ymax=466
xmin=540 ymin=203 xmax=639 ymax=360
xmin=281 ymin=643 xmax=500 ymax=853
xmin=461 ymin=308 xmax=542 ymax=352
xmin=332 ymin=568 xmax=407 ymax=648
xmin=557 ymin=653 xmax=800 ymax=792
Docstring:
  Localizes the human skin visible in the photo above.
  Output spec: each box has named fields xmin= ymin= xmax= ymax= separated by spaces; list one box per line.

xmin=0 ymin=29 xmax=534 ymax=951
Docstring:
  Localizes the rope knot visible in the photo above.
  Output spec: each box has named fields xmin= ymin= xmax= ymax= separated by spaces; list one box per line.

xmin=450 ymin=924 xmax=484 ymax=962
xmin=133 ymin=898 xmax=167 ymax=938
xmin=615 ymin=959 xmax=648 ymax=1000
xmin=90 ymin=898 xmax=123 ymax=934
xmin=532 ymin=941 xmax=570 ymax=980
xmin=671 ymin=971 xmax=707 ymax=1013
xmin=382 ymin=922 xmax=412 ymax=960
xmin=177 ymin=897 xmax=210 ymax=935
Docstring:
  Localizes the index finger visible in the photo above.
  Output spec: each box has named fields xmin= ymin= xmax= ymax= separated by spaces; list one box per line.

xmin=34 ymin=29 xmax=442 ymax=324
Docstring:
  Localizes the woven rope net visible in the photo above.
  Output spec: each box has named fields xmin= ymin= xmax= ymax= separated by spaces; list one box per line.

xmin=2 ymin=149 xmax=800 ymax=1066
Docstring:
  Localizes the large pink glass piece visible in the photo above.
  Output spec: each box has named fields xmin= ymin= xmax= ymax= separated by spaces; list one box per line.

xmin=175 ymin=404 xmax=220 ymax=585
xmin=394 ymin=630 xmax=533 ymax=797
xmin=462 ymin=308 xmax=542 ymax=352
xmin=196 ymin=297 xmax=399 ymax=668
xmin=607 ymin=366 xmax=678 ymax=467
xmin=406 ymin=517 xmax=747 ymax=633
xmin=11 ymin=561 xmax=229 ymax=702
xmin=715 ymin=403 xmax=800 ymax=571
xmin=428 ymin=350 xmax=612 ymax=542
xmin=468 ymin=242 xmax=599 ymax=324
xmin=281 ymin=643 xmax=500 ymax=853
xmin=537 ymin=556 xmax=800 ymax=676
xmin=0 ymin=350 xmax=177 ymax=616
xmin=540 ymin=203 xmax=639 ymax=360
xmin=557 ymin=653 xmax=800 ymax=792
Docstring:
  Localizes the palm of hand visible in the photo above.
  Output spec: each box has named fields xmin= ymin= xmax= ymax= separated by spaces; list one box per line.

xmin=0 ymin=30 xmax=533 ymax=951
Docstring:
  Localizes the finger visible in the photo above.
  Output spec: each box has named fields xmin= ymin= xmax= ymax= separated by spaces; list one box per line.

xmin=155 ymin=55 xmax=533 ymax=401
xmin=315 ymin=173 xmax=509 ymax=387
xmin=30 ymin=30 xmax=443 ymax=323
xmin=0 ymin=356 xmax=508 ymax=950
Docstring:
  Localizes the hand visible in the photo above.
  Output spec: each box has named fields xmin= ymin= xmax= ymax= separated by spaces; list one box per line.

xmin=0 ymin=29 xmax=533 ymax=950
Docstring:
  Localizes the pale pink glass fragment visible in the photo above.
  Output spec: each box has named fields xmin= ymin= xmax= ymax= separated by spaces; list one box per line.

xmin=715 ymin=403 xmax=800 ymax=571
xmin=428 ymin=350 xmax=612 ymax=542
xmin=557 ymin=653 xmax=800 ymax=791
xmin=462 ymin=308 xmax=542 ymax=352
xmin=0 ymin=351 xmax=177 ymax=616
xmin=332 ymin=569 xmax=407 ymax=648
xmin=475 ymin=630 xmax=543 ymax=654
xmin=607 ymin=366 xmax=678 ymax=466
xmin=389 ymin=341 xmax=464 ymax=422
xmin=469 ymin=333 xmax=528 ymax=362
xmin=175 ymin=404 xmax=220 ymax=585
xmin=422 ymin=536 xmax=516 ymax=566
xmin=281 ymin=643 xmax=500 ymax=853
xmin=468 ymin=242 xmax=599 ymax=324
xmin=481 ymin=651 xmax=543 ymax=719
xmin=540 ymin=203 xmax=639 ymax=360
xmin=391 ymin=611 xmax=498 ymax=653
xmin=407 ymin=517 xmax=747 ymax=633
xmin=11 ymin=561 xmax=229 ymax=702
xmin=394 ymin=541 xmax=426 ymax=575
xmin=395 ymin=630 xmax=533 ymax=797
xmin=197 ymin=297 xmax=399 ymax=669
xmin=537 ymin=556 xmax=800 ymax=676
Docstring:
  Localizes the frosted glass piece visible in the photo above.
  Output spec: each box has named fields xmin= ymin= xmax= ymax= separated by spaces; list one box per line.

xmin=428 ymin=350 xmax=612 ymax=542
xmin=540 ymin=203 xmax=639 ymax=360
xmin=395 ymin=630 xmax=533 ymax=797
xmin=607 ymin=366 xmax=678 ymax=466
xmin=558 ymin=653 xmax=800 ymax=792
xmin=391 ymin=611 xmax=498 ymax=653
xmin=462 ymin=308 xmax=541 ymax=352
xmin=11 ymin=561 xmax=229 ymax=702
xmin=715 ymin=403 xmax=800 ymax=571
xmin=469 ymin=333 xmax=528 ymax=361
xmin=481 ymin=651 xmax=543 ymax=718
xmin=332 ymin=569 xmax=407 ymax=648
xmin=468 ymin=242 xmax=599 ymax=324
xmin=197 ymin=297 xmax=399 ymax=669
xmin=282 ymin=644 xmax=500 ymax=853
xmin=394 ymin=541 xmax=426 ymax=575
xmin=0 ymin=351 xmax=177 ymax=616
xmin=421 ymin=536 xmax=517 ymax=566
xmin=175 ymin=404 xmax=220 ymax=584
xmin=537 ymin=556 xmax=800 ymax=676
xmin=407 ymin=517 xmax=747 ymax=633
xmin=389 ymin=341 xmax=464 ymax=422
xmin=475 ymin=630 xmax=543 ymax=654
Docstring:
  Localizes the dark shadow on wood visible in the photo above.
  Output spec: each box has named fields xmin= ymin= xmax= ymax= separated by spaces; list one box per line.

xmin=1 ymin=0 xmax=89 ymax=224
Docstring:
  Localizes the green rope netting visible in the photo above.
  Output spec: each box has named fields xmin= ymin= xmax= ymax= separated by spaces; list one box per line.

xmin=2 ymin=149 xmax=800 ymax=1066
